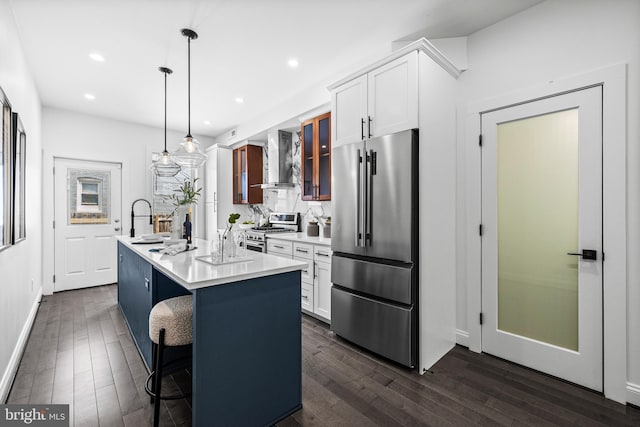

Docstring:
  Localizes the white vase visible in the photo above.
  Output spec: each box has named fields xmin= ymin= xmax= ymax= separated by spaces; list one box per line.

xmin=171 ymin=204 xmax=191 ymax=239
xmin=224 ymin=226 xmax=236 ymax=258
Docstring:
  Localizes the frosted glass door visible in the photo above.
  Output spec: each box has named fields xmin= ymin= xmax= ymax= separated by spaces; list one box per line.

xmin=481 ymin=87 xmax=603 ymax=391
xmin=497 ymin=109 xmax=579 ymax=351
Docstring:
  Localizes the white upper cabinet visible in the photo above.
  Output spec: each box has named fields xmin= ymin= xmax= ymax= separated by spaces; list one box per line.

xmin=204 ymin=146 xmax=219 ymax=202
xmin=331 ymin=51 xmax=418 ymax=147
xmin=204 ymin=144 xmax=233 ymax=239
xmin=367 ymin=51 xmax=418 ymax=138
xmin=332 ymin=75 xmax=367 ymax=146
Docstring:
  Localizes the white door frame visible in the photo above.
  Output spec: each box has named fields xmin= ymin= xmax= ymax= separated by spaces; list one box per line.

xmin=463 ymin=63 xmax=627 ymax=403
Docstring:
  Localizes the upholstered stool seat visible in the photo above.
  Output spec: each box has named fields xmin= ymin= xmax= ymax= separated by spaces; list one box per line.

xmin=149 ymin=295 xmax=193 ymax=346
xmin=145 ymin=295 xmax=193 ymax=427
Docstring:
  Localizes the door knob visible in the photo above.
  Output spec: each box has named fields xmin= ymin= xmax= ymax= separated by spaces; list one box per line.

xmin=567 ymin=249 xmax=597 ymax=260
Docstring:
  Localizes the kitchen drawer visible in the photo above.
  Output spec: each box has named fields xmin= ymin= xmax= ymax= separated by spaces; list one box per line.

xmin=293 ymin=242 xmax=313 ymax=260
xmin=301 ymin=283 xmax=314 ymax=313
xmin=314 ymin=246 xmax=332 ymax=263
xmin=295 ymin=257 xmax=314 ymax=285
xmin=267 ymin=239 xmax=293 ymax=258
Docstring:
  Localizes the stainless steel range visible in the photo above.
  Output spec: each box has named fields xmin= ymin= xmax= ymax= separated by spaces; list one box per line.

xmin=245 ymin=212 xmax=300 ymax=253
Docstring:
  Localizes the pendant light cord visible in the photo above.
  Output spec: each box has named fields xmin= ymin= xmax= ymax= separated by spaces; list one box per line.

xmin=164 ymin=70 xmax=168 ymax=151
xmin=187 ymin=35 xmax=192 ymax=138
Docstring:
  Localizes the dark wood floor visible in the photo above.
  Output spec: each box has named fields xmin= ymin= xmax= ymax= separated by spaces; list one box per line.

xmin=6 ymin=285 xmax=640 ymax=426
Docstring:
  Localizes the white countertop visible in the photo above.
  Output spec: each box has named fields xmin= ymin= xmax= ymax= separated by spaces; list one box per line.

xmin=117 ymin=236 xmax=306 ymax=291
xmin=266 ymin=232 xmax=332 ymax=246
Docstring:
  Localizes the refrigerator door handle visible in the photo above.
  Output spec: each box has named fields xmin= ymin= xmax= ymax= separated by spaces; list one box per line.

xmin=362 ymin=149 xmax=369 ymax=247
xmin=365 ymin=149 xmax=375 ymax=246
xmin=355 ymin=148 xmax=363 ymax=247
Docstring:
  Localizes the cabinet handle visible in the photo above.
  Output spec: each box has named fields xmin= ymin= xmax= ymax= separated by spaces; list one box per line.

xmin=316 ymin=252 xmax=329 ymax=257
xmin=302 ymin=295 xmax=309 ymax=300
xmin=273 ymin=245 xmax=284 ymax=249
xmin=144 ymin=278 xmax=150 ymax=290
xmin=119 ymin=254 xmax=123 ymax=263
xmin=368 ymin=115 xmax=372 ymax=138
xmin=302 ymin=269 xmax=308 ymax=274
xmin=296 ymin=248 xmax=309 ymax=253
xmin=361 ymin=118 xmax=365 ymax=140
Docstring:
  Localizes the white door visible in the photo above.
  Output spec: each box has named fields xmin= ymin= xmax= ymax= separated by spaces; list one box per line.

xmin=54 ymin=158 xmax=122 ymax=292
xmin=481 ymin=87 xmax=603 ymax=391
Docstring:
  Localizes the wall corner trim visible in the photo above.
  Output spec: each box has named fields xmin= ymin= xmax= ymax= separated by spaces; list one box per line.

xmin=0 ymin=289 xmax=42 ymax=403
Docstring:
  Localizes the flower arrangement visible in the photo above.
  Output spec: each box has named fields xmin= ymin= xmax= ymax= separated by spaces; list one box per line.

xmin=171 ymin=178 xmax=202 ymax=207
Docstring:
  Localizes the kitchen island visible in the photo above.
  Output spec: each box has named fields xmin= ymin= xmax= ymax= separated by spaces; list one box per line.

xmin=116 ymin=236 xmax=306 ymax=426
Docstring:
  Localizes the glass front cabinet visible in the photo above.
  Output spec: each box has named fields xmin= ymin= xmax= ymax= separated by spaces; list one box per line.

xmin=301 ymin=112 xmax=331 ymax=201
xmin=232 ymin=144 xmax=263 ymax=204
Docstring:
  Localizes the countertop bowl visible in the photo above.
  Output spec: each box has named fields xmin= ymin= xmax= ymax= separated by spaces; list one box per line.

xmin=141 ymin=233 xmax=163 ymax=241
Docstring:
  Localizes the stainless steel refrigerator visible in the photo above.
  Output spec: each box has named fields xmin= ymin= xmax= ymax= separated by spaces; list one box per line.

xmin=331 ymin=128 xmax=418 ymax=368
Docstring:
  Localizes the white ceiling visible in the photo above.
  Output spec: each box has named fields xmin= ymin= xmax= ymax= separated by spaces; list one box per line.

xmin=9 ymin=0 xmax=543 ymax=139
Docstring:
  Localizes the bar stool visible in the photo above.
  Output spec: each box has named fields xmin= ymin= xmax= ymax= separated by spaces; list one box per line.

xmin=144 ymin=295 xmax=193 ymax=427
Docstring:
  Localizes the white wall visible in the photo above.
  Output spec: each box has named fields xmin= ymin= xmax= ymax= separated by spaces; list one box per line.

xmin=41 ymin=108 xmax=214 ymax=295
xmin=455 ymin=0 xmax=640 ymax=402
xmin=0 ymin=1 xmax=43 ymax=402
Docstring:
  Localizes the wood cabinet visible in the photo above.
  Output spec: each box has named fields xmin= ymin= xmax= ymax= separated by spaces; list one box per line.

xmin=232 ymin=144 xmax=263 ymax=204
xmin=301 ymin=112 xmax=331 ymax=201
xmin=331 ymin=51 xmax=418 ymax=147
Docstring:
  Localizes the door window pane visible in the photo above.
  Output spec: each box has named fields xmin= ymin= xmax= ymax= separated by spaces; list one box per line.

xmin=68 ymin=169 xmax=110 ymax=224
xmin=497 ymin=109 xmax=579 ymax=351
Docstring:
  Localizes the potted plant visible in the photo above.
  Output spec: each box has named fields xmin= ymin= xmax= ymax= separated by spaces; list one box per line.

xmin=171 ymin=177 xmax=202 ymax=207
xmin=170 ymin=178 xmax=202 ymax=239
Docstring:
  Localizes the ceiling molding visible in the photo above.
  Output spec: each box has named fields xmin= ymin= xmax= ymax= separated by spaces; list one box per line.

xmin=328 ymin=37 xmax=461 ymax=91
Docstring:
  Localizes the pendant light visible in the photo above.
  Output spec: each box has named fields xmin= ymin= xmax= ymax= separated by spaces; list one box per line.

xmin=151 ymin=66 xmax=182 ymax=177
xmin=170 ymin=28 xmax=207 ymax=168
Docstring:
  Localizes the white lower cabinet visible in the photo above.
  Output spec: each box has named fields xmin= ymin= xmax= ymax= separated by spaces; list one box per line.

xmin=313 ymin=258 xmax=331 ymax=320
xmin=267 ymin=239 xmax=293 ymax=258
xmin=301 ymin=283 xmax=314 ymax=312
xmin=268 ymin=238 xmax=332 ymax=323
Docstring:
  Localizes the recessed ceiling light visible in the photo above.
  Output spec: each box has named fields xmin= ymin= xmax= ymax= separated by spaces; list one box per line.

xmin=203 ymin=120 xmax=211 ymax=125
xmin=235 ymin=97 xmax=244 ymax=104
xmin=287 ymin=58 xmax=299 ymax=68
xmin=89 ymin=53 xmax=105 ymax=62
xmin=84 ymin=93 xmax=96 ymax=100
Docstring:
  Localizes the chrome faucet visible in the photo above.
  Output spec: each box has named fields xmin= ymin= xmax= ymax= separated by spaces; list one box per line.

xmin=130 ymin=198 xmax=153 ymax=238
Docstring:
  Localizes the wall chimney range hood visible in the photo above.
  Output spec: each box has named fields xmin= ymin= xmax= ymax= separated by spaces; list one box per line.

xmin=252 ymin=130 xmax=295 ymax=189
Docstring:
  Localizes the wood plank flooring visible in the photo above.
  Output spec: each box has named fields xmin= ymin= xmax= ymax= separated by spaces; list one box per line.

xmin=6 ymin=284 xmax=640 ymax=426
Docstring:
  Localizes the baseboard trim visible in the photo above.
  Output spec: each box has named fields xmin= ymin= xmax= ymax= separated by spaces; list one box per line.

xmin=627 ymin=382 xmax=640 ymax=406
xmin=0 ymin=288 xmax=42 ymax=403
xmin=456 ymin=329 xmax=469 ymax=347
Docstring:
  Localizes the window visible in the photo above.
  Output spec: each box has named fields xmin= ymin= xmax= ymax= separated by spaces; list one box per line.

xmin=68 ymin=170 xmax=110 ymax=224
